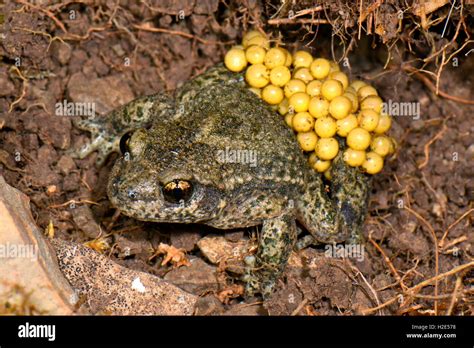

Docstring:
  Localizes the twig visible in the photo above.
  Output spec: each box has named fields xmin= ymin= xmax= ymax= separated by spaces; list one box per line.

xmin=132 ymin=23 xmax=231 ymax=45
xmin=16 ymin=0 xmax=68 ymax=33
xmin=446 ymin=276 xmax=462 ymax=315
xmin=418 ymin=123 xmax=448 ymax=169
xmin=362 ymin=261 xmax=474 ymax=315
xmin=267 ymin=18 xmax=329 ymax=25
xmin=404 ymin=206 xmax=440 ymax=314
xmin=409 ymin=261 xmax=473 ymax=293
xmin=403 ymin=65 xmax=474 ymax=105
xmin=439 ymin=208 xmax=474 ymax=247
xmin=368 ymin=231 xmax=406 ymax=291
xmin=294 ymin=6 xmax=324 ymax=17
xmin=291 ymin=298 xmax=309 ymax=316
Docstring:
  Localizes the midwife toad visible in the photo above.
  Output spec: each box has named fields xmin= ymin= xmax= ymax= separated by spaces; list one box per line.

xmin=73 ymin=65 xmax=370 ymax=297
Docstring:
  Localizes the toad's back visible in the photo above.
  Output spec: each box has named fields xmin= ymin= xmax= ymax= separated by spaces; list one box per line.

xmin=147 ymin=71 xmax=308 ymax=193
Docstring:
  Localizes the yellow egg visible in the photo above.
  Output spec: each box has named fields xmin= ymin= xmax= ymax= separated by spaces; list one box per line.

xmin=308 ymin=152 xmax=318 ymax=166
xmin=328 ymin=71 xmax=349 ymax=90
xmin=289 ymin=92 xmax=310 ymax=112
xmin=278 ymin=98 xmax=289 ymax=115
xmin=292 ymin=112 xmax=314 ymax=132
xmin=224 ymin=47 xmax=248 ymax=72
xmin=314 ymin=117 xmax=337 ymax=138
xmin=262 ymin=84 xmax=284 ymax=105
xmin=284 ymin=112 xmax=294 ymax=127
xmin=388 ymin=137 xmax=396 ymax=155
xmin=284 ymin=79 xmax=306 ymax=98
xmin=242 ymin=30 xmax=265 ymax=47
xmin=279 ymin=47 xmax=293 ymax=68
xmin=312 ymin=158 xmax=331 ymax=172
xmin=264 ymin=47 xmax=287 ymax=69
xmin=329 ymin=95 xmax=352 ymax=120
xmin=347 ymin=127 xmax=371 ymax=150
xmin=293 ymin=67 xmax=314 ymax=83
xmin=358 ymin=85 xmax=378 ymax=99
xmin=362 ymin=152 xmax=384 ymax=174
xmin=360 ymin=95 xmax=383 ymax=113
xmin=336 ymin=114 xmax=358 ymax=137
xmin=345 ymin=86 xmax=357 ymax=95
xmin=329 ymin=61 xmax=340 ymax=73
xmin=292 ymin=50 xmax=313 ymax=68
xmin=350 ymin=80 xmax=366 ymax=92
xmin=323 ymin=167 xmax=332 ymax=180
xmin=374 ymin=113 xmax=392 ymax=134
xmin=321 ymin=79 xmax=343 ymax=101
xmin=308 ymin=97 xmax=330 ymax=118
xmin=358 ymin=109 xmax=380 ymax=132
xmin=316 ymin=137 xmax=339 ymax=160
xmin=248 ymin=87 xmax=261 ymax=97
xmin=370 ymin=135 xmax=392 ymax=157
xmin=343 ymin=91 xmax=359 ymax=113
xmin=297 ymin=131 xmax=318 ymax=151
xmin=270 ymin=66 xmax=291 ymax=87
xmin=306 ymin=80 xmax=322 ymax=97
xmin=310 ymin=58 xmax=331 ymax=79
xmin=245 ymin=63 xmax=269 ymax=88
xmin=245 ymin=45 xmax=266 ymax=65
xmin=246 ymin=35 xmax=269 ymax=49
xmin=343 ymin=148 xmax=366 ymax=167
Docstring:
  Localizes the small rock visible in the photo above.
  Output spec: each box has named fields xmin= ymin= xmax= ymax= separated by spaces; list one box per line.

xmin=57 ymin=155 xmax=76 ymax=175
xmin=164 ymin=257 xmax=218 ymax=295
xmin=223 ymin=303 xmax=266 ymax=316
xmin=197 ymin=236 xmax=254 ymax=274
xmin=46 ymin=185 xmax=57 ymax=196
xmin=170 ymin=229 xmax=201 ymax=251
xmin=62 ymin=172 xmax=81 ymax=192
xmin=466 ymin=144 xmax=474 ymax=160
xmin=0 ymin=71 xmax=15 ymax=97
xmin=52 ymin=238 xmax=197 ymax=315
xmin=391 ymin=231 xmax=429 ymax=255
xmin=67 ymin=73 xmax=134 ymax=115
xmin=194 ymin=295 xmax=225 ymax=315
xmin=194 ymin=0 xmax=219 ymax=14
xmin=224 ymin=230 xmax=245 ymax=242
xmin=51 ymin=41 xmax=72 ymax=65
xmin=411 ymin=119 xmax=425 ymax=131
xmin=71 ymin=205 xmax=101 ymax=239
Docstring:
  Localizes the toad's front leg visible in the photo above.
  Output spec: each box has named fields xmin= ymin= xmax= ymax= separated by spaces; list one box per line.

xmin=244 ymin=214 xmax=296 ymax=298
xmin=71 ymin=93 xmax=174 ymax=165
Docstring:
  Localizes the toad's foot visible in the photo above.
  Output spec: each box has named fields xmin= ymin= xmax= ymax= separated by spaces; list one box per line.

xmin=297 ymin=145 xmax=371 ymax=245
xmin=243 ymin=214 xmax=296 ymax=298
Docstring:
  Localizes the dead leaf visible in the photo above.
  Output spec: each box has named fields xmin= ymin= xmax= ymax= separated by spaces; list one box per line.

xmin=155 ymin=243 xmax=190 ymax=268
xmin=217 ymin=284 xmax=244 ymax=304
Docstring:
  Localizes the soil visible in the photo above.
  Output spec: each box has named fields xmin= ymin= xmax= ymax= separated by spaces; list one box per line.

xmin=0 ymin=1 xmax=473 ymax=315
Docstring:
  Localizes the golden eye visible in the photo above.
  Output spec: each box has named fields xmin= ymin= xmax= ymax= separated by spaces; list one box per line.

xmin=162 ymin=180 xmax=193 ymax=204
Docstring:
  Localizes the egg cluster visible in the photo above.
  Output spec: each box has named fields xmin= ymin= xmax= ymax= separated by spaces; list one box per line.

xmin=224 ymin=30 xmax=395 ymax=176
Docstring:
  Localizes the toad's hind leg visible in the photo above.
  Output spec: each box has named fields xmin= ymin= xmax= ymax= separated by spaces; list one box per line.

xmin=244 ymin=214 xmax=296 ymax=298
xmin=297 ymin=151 xmax=371 ymax=245
xmin=71 ymin=93 xmax=174 ymax=165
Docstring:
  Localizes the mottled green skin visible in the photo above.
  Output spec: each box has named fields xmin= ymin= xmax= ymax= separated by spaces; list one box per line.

xmin=73 ymin=65 xmax=371 ymax=298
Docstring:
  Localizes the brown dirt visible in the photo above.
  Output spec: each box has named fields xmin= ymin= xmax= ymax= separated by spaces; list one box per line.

xmin=0 ymin=1 xmax=473 ymax=315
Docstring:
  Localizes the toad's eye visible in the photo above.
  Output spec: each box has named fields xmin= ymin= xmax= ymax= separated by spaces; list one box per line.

xmin=162 ymin=180 xmax=193 ymax=204
xmin=119 ymin=131 xmax=134 ymax=155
